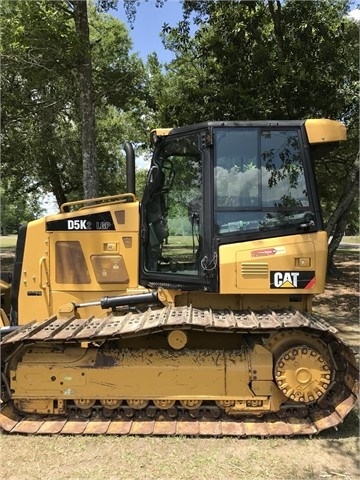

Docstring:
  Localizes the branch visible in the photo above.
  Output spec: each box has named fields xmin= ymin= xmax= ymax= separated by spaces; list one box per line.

xmin=268 ymin=0 xmax=285 ymax=62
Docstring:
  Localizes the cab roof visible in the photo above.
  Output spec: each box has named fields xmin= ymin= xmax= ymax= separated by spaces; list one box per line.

xmin=151 ymin=119 xmax=346 ymax=145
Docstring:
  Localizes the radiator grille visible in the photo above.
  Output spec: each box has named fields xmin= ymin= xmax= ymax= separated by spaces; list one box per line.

xmin=240 ymin=262 xmax=268 ymax=277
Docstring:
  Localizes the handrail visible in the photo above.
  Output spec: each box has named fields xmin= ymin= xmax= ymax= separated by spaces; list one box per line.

xmin=60 ymin=193 xmax=136 ymax=213
xmin=39 ymin=256 xmax=49 ymax=290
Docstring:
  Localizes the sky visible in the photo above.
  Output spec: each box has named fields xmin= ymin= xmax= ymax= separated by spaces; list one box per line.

xmin=113 ymin=0 xmax=185 ymax=62
xmin=348 ymin=7 xmax=360 ymax=20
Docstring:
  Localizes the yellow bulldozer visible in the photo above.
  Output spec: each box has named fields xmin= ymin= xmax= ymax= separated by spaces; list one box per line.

xmin=0 ymin=119 xmax=357 ymax=436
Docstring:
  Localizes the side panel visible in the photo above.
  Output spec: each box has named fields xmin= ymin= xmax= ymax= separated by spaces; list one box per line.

xmin=14 ymin=219 xmax=52 ymax=324
xmin=218 ymin=231 xmax=327 ymax=295
xmin=16 ymin=202 xmax=142 ymax=325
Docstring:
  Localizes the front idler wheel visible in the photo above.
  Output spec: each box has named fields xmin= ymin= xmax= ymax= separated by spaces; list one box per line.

xmin=274 ymin=346 xmax=331 ymax=403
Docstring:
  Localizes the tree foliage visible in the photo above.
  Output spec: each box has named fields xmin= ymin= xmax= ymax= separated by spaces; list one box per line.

xmin=0 ymin=184 xmax=43 ymax=234
xmin=154 ymin=0 xmax=358 ymax=123
xmin=1 ymin=0 xmax=149 ymax=211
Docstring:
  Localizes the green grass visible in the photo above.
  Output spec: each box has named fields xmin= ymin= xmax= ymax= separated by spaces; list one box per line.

xmin=0 ymin=235 xmax=17 ymax=248
xmin=342 ymin=235 xmax=360 ymax=244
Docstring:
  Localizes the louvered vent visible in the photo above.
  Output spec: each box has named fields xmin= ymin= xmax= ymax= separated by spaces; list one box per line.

xmin=241 ymin=262 xmax=268 ymax=277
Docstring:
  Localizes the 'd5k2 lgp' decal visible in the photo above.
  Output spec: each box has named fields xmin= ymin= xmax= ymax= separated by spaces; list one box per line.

xmin=46 ymin=211 xmax=115 ymax=231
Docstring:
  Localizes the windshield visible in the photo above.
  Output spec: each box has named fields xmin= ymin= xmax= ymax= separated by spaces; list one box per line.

xmin=214 ymin=128 xmax=314 ymax=234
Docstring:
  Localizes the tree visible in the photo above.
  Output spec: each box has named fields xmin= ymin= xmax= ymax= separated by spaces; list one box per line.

xmin=72 ymin=0 xmax=98 ymax=198
xmin=318 ymin=116 xmax=359 ymax=274
xmin=68 ymin=0 xmax=167 ymax=198
xmin=157 ymin=0 xmax=358 ymax=121
xmin=1 ymin=0 xmax=149 ymax=209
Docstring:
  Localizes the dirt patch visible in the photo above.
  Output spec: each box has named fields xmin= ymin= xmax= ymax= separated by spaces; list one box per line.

xmin=313 ymin=251 xmax=359 ymax=350
xmin=0 ymin=248 xmax=16 ymax=268
xmin=0 ymin=433 xmax=359 ymax=480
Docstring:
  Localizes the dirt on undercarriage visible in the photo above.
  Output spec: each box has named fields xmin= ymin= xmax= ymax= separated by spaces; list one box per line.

xmin=0 ymin=248 xmax=359 ymax=480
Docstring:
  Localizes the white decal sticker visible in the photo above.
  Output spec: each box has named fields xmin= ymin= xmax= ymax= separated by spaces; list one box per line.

xmin=273 ymin=272 xmax=299 ymax=288
xmin=67 ymin=219 xmax=91 ymax=230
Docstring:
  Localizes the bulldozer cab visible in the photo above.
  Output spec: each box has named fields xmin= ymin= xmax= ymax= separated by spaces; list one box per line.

xmin=140 ymin=120 xmax=345 ymax=292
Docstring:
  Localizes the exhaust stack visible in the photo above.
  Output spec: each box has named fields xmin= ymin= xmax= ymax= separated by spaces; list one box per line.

xmin=124 ymin=141 xmax=135 ymax=195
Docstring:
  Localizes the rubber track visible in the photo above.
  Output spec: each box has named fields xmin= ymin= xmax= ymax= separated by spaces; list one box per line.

xmin=1 ymin=306 xmax=358 ymax=436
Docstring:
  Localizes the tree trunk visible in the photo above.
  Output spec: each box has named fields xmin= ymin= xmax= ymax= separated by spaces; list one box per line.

xmin=267 ymin=1 xmax=293 ymax=117
xmin=48 ymin=159 xmax=68 ymax=208
xmin=325 ymin=158 xmax=359 ymax=276
xmin=325 ymin=159 xmax=359 ymax=238
xmin=327 ymin=210 xmax=349 ymax=277
xmin=72 ymin=0 xmax=98 ymax=199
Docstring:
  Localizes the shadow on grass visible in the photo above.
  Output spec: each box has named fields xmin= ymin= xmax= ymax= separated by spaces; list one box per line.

xmin=319 ymin=410 xmax=360 ymax=472
xmin=318 ymin=409 xmax=359 ymax=440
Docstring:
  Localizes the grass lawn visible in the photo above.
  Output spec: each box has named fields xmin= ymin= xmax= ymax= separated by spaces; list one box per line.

xmin=0 ymin=235 xmax=17 ymax=248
